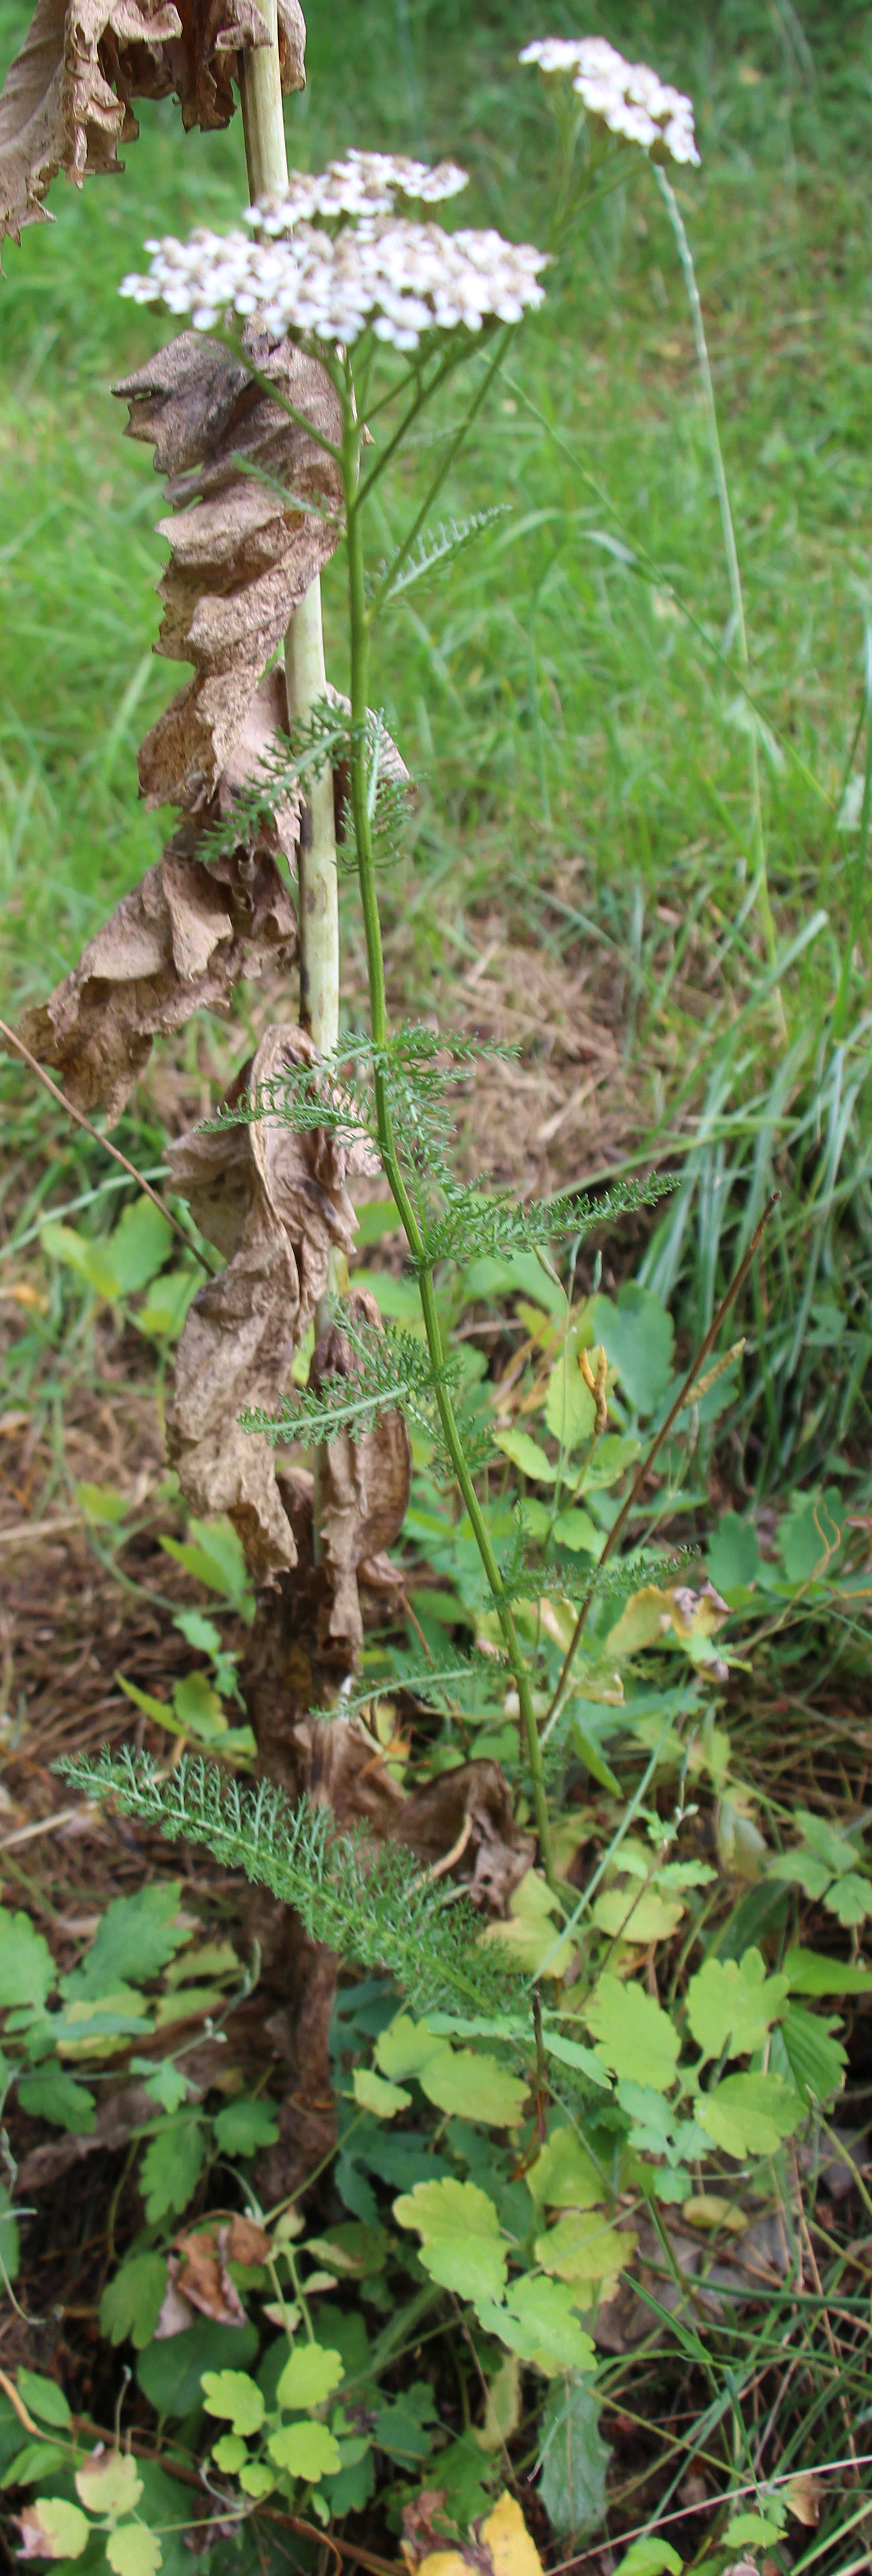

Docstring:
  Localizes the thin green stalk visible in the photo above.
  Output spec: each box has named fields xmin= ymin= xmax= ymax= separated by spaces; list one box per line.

xmin=366 ymin=332 xmax=510 ymax=615
xmin=832 ymin=623 xmax=872 ymax=1042
xmin=654 ymin=167 xmax=781 ymax=1005
xmin=342 ymin=400 xmax=556 ymax=1888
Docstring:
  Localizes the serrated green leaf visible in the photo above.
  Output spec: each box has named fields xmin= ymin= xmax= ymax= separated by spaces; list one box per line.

xmin=17 ymin=2373 xmax=71 ymax=2430
xmin=106 ymin=2523 xmax=164 ymax=2576
xmin=724 ymin=2512 xmax=785 ymax=2550
xmin=212 ymin=2098 xmax=278 ymax=2157
xmin=686 ymin=1948 xmax=790 ymax=2061
xmin=353 ymin=2069 xmax=411 ymax=2117
xmin=275 ymin=2345 xmax=344 ymax=2411
xmin=780 ymin=2003 xmax=847 ymax=2105
xmin=19 ymin=2500 xmax=89 ymax=2558
xmin=18 ymin=2070 xmax=96 ymax=2133
xmin=212 ymin=2434 xmax=247 ymax=2473
xmin=542 ymin=2030 xmax=612 ymax=2087
xmin=615 ymin=2542 xmax=682 ymax=2576
xmin=592 ymin=1885 xmax=684 ymax=1943
xmin=75 ymin=2453 xmax=143 ymax=2520
xmin=492 ymin=2275 xmax=596 ymax=2372
xmin=494 ymin=1428 xmax=557 ymax=1483
xmin=2 ymin=2443 xmax=68 ymax=2488
xmin=201 ymin=2371 xmax=265 ymax=2436
xmin=375 ymin=2015 xmax=448 ymax=2083
xmin=99 ymin=2254 xmax=169 ymax=2351
xmin=698 ymin=2071 xmax=803 ymax=2157
xmin=538 ymin=2380 xmax=612 ymax=2538
xmin=526 ymin=2129 xmax=603 ymax=2209
xmin=0 ymin=1910 xmax=54 ymax=2010
xmin=579 ymin=1436 xmax=640 ymax=1493
xmin=140 ymin=2117 xmax=206 ymax=2222
xmin=534 ymin=2208 xmax=631 ymax=2284
xmin=268 ymin=2419 xmax=342 ymax=2479
xmin=785 ymin=1948 xmax=872 ymax=1997
xmin=393 ymin=2177 xmax=507 ymax=2303
xmin=239 ymin=2461 xmax=275 ymax=2497
xmin=552 ymin=1507 xmax=601 ymax=1554
xmin=584 ymin=1976 xmax=680 ymax=2093
xmin=825 ymin=1872 xmax=871 ymax=1927
xmin=62 ymin=1883 xmax=187 ymax=1998
xmin=544 ymin=1338 xmax=596 ymax=1452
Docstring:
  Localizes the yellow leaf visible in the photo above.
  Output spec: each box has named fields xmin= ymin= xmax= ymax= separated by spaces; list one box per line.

xmin=534 ymin=2208 xmax=634 ymax=2282
xmin=591 ymin=1885 xmax=685 ymax=1943
xmin=481 ymin=2491 xmax=545 ymax=2576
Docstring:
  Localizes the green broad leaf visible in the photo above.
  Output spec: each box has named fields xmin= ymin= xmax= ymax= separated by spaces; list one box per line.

xmin=544 ymin=1337 xmax=596 ymax=1453
xmin=201 ymin=2371 xmax=265 ymax=2436
xmin=172 ymin=1674 xmax=228 ymax=1739
xmin=239 ymin=2461 xmax=275 ymax=2498
xmin=275 ymin=2345 xmax=344 ymax=2411
xmin=698 ymin=2071 xmax=804 ymax=2157
xmin=780 ymin=2003 xmax=847 ymax=2105
xmin=542 ymin=2035 xmax=611 ymax=2092
xmin=494 ymin=1429 xmax=557 ymax=1484
xmin=140 ymin=2117 xmax=206 ymax=2222
xmin=578 ymin=1436 xmax=640 ymax=1493
xmin=767 ymin=1850 xmax=832 ymax=1901
xmin=1 ymin=2442 xmax=68 ymax=2487
xmin=17 ymin=2070 xmax=96 ymax=2133
xmin=615 ymin=2081 xmax=675 ymax=2154
xmin=460 ymin=1251 xmax=566 ymax=1319
xmin=211 ymin=2434 xmax=247 ymax=2473
xmin=706 ymin=1512 xmax=761 ymax=1595
xmin=569 ymin=1722 xmax=622 ymax=1796
xmin=724 ymin=2512 xmax=785 ymax=2550
xmin=372 ymin=2385 xmax=439 ymax=2464
xmin=100 ymin=2255 xmax=169 ymax=2351
xmin=212 ymin=2098 xmax=279 ymax=2157
xmin=392 ymin=2176 xmax=507 ymax=2303
xmin=137 ymin=2321 xmax=258 ymax=2419
xmin=352 ymin=2069 xmax=411 ymax=2118
xmin=0 ymin=2187 xmax=20 ymax=2283
xmin=375 ymin=2015 xmax=448 ymax=2083
xmin=41 ymin=1219 xmax=119 ymax=1297
xmin=353 ymin=1199 xmax=401 ymax=1248
xmin=172 ymin=1610 xmax=222 ymax=1658
xmin=136 ymin=2062 xmax=193 ymax=2114
xmin=538 ymin=2380 xmax=612 ymax=2539
xmin=75 ymin=1482 xmax=130 ymax=1526
xmin=591 ymin=1284 xmax=674 ymax=1417
xmin=488 ymin=2276 xmax=596 ymax=2373
xmin=685 ymin=1948 xmax=790 ymax=2061
xmin=160 ymin=1519 xmax=253 ymax=1620
xmin=105 ymin=1197 xmax=174 ymax=1294
xmin=63 ymin=1883 xmax=187 ymax=1998
xmin=784 ymin=1947 xmax=872 ymax=1997
xmin=797 ymin=1808 xmax=865 ymax=1876
xmin=0 ymin=1910 xmax=54 ymax=2010
xmin=615 ymin=2541 xmax=683 ymax=2576
xmin=419 ymin=2049 xmax=529 ymax=2129
xmin=136 ymin=1269 xmax=200 ymax=1340
xmin=526 ymin=2128 xmax=603 ymax=2209
xmin=584 ymin=1976 xmax=680 ymax=2093
xmin=17 ymin=2373 xmax=71 ymax=2430
xmin=106 ymin=2523 xmax=164 ymax=2576
xmin=534 ymin=2208 xmax=630 ymax=2284
xmin=76 ymin=2452 xmax=143 ymax=2519
xmin=553 ymin=1508 xmax=601 ymax=1554
xmin=778 ymin=1487 xmax=842 ymax=1584
xmin=824 ymin=1872 xmax=871 ymax=1927
xmin=267 ymin=2421 xmax=342 ymax=2480
xmin=19 ymin=2500 xmax=89 ymax=2558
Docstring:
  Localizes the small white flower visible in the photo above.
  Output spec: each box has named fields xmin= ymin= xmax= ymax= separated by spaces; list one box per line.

xmin=520 ymin=33 xmax=700 ymax=166
xmin=246 ymin=148 xmax=470 ymax=235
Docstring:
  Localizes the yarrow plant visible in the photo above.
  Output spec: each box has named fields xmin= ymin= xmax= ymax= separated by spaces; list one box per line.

xmin=519 ymin=33 xmax=700 ymax=166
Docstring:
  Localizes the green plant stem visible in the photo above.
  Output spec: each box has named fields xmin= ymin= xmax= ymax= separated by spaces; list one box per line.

xmin=832 ymin=623 xmax=872 ymax=1041
xmin=342 ymin=396 xmax=556 ymax=1891
xmin=654 ymin=168 xmax=782 ymax=1013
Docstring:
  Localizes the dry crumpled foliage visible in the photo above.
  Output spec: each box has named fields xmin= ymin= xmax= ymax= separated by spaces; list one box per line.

xmin=16 ymin=674 xmax=298 ymax=1125
xmin=166 ymin=1023 xmax=376 ymax=1582
xmin=308 ymin=1289 xmax=413 ymax=1658
xmin=115 ymin=328 xmax=343 ymax=812
xmin=155 ymin=2215 xmax=270 ymax=2337
xmin=0 ymin=0 xmax=305 ymax=243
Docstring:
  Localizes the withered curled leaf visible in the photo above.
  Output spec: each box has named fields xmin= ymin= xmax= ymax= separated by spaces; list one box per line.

xmin=114 ymin=329 xmax=343 ymax=812
xmin=166 ymin=1023 xmax=375 ymax=1582
xmin=308 ymin=1290 xmax=413 ymax=1657
xmin=16 ymin=673 xmax=298 ymax=1124
xmin=0 ymin=0 xmax=305 ymax=242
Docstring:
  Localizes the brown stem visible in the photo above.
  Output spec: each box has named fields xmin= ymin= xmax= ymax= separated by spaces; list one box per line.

xmin=0 ymin=1019 xmax=199 ymax=1257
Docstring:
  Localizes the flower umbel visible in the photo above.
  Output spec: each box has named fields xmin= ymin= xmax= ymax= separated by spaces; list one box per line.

xmin=119 ymin=149 xmax=547 ymax=352
xmin=520 ymin=35 xmax=700 ymax=166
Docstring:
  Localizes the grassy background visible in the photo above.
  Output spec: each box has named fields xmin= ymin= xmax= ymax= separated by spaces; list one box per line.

xmin=2 ymin=0 xmax=872 ymax=1487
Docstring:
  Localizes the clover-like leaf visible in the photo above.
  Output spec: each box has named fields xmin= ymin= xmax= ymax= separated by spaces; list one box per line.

xmin=698 ymin=2071 xmax=804 ymax=2157
xmin=275 ymin=2346 xmax=344 ymax=2412
xmin=393 ymin=2178 xmax=507 ymax=2303
xmin=686 ymin=1948 xmax=790 ymax=2061
xmin=201 ymin=2371 xmax=265 ymax=2437
xmin=267 ymin=2422 xmax=342 ymax=2480
xmin=106 ymin=2526 xmax=163 ymax=2576
xmin=584 ymin=1976 xmax=679 ymax=2093
xmin=75 ymin=2455 xmax=143 ymax=2523
xmin=534 ymin=2208 xmax=632 ymax=2284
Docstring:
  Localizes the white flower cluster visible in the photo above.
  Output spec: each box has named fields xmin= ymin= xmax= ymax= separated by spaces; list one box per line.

xmin=520 ymin=34 xmax=700 ymax=166
xmin=121 ymin=192 xmax=547 ymax=351
xmin=246 ymin=148 xmax=470 ymax=231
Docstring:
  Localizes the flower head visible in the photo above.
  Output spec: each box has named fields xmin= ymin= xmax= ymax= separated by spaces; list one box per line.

xmin=520 ymin=34 xmax=700 ymax=166
xmin=120 ymin=151 xmax=547 ymax=351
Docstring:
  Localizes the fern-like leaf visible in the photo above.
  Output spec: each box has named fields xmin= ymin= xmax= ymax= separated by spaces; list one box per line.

xmin=56 ymin=1750 xmax=518 ymax=2022
xmin=370 ymin=509 xmax=508 ymax=610
xmin=315 ymin=1644 xmax=511 ymax=1725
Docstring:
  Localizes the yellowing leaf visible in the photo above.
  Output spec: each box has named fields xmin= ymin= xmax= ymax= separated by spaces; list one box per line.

xmin=393 ymin=2178 xmax=507 ymax=2303
xmin=534 ymin=2207 xmax=633 ymax=2283
xmin=16 ymin=2502 xmax=89 ymax=2562
xmin=526 ymin=2128 xmax=603 ymax=2209
xmin=75 ymin=2455 xmax=142 ymax=2523
xmin=375 ymin=2014 xmax=448 ymax=2083
xmin=353 ymin=2067 xmax=411 ymax=2118
xmin=420 ymin=2050 xmax=529 ymax=2129
xmin=545 ymin=1338 xmax=596 ymax=1452
xmin=481 ymin=2491 xmax=545 ymax=2576
xmin=591 ymin=1885 xmax=685 ymax=1943
xmin=267 ymin=2421 xmax=342 ymax=2480
xmin=584 ymin=1976 xmax=680 ymax=2093
xmin=106 ymin=2527 xmax=163 ymax=2576
xmin=479 ymin=2276 xmax=596 ymax=2374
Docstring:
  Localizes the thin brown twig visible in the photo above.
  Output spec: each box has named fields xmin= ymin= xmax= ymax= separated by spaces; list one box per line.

xmin=0 ymin=1018 xmax=197 ymax=1257
xmin=542 ymin=1190 xmax=779 ymax=1731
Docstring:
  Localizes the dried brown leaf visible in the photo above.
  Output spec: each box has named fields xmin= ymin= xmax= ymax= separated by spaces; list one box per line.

xmin=308 ymin=1289 xmax=412 ymax=1657
xmin=225 ymin=2212 xmax=271 ymax=2265
xmin=17 ymin=683 xmax=297 ymax=1124
xmin=0 ymin=0 xmax=305 ymax=241
xmin=172 ymin=2224 xmax=247 ymax=2324
xmin=166 ymin=1023 xmax=369 ymax=1580
xmin=114 ymin=329 xmax=342 ymax=811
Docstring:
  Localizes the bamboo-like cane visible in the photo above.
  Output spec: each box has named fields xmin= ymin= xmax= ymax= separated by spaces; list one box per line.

xmin=239 ymin=0 xmax=340 ymax=1063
